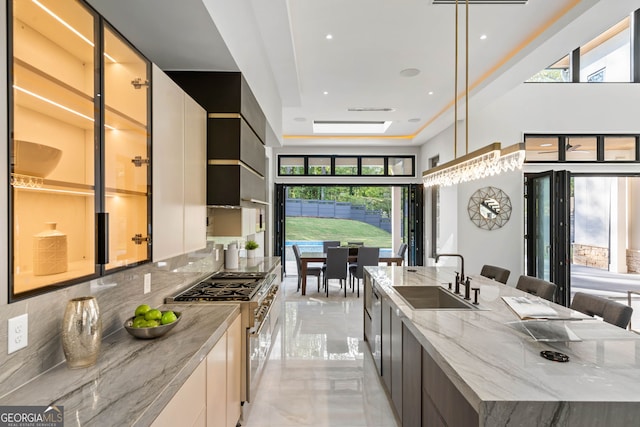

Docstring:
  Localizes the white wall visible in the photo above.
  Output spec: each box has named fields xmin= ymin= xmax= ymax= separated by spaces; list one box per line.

xmin=420 ymin=81 xmax=640 ymax=285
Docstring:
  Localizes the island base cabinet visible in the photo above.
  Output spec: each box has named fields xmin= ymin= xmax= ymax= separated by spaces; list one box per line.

xmin=381 ymin=299 xmax=392 ymax=396
xmin=390 ymin=304 xmax=403 ymax=420
xmin=422 ymin=349 xmax=478 ymax=427
xmin=151 ymin=361 xmax=206 ymax=427
xmin=402 ymin=324 xmax=421 ymax=427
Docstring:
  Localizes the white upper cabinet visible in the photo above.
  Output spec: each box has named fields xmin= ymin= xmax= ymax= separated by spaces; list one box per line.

xmin=152 ymin=65 xmax=206 ymax=261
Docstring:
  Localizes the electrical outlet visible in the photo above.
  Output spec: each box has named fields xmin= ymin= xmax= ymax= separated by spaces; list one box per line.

xmin=8 ymin=314 xmax=28 ymax=354
xmin=144 ymin=273 xmax=151 ymax=294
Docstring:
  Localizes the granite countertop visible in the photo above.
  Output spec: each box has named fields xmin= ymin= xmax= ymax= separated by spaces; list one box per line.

xmin=0 ymin=303 xmax=240 ymax=427
xmin=367 ymin=266 xmax=640 ymax=426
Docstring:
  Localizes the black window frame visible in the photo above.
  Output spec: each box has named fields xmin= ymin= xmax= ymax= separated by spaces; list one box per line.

xmin=527 ymin=9 xmax=639 ymax=84
xmin=524 ymin=134 xmax=640 ymax=164
xmin=277 ymin=154 xmax=415 ymax=177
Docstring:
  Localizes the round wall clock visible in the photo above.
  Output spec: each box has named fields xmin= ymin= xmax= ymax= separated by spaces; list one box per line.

xmin=467 ymin=186 xmax=512 ymax=230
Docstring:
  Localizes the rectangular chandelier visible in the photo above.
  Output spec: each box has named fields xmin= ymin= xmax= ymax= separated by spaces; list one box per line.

xmin=422 ymin=142 xmax=525 ymax=187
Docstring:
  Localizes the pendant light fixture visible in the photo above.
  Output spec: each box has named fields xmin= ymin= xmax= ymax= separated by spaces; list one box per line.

xmin=422 ymin=0 xmax=525 ymax=188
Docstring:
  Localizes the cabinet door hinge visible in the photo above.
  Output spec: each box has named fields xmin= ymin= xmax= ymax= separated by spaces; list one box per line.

xmin=131 ymin=234 xmax=151 ymax=245
xmin=131 ymin=156 xmax=150 ymax=167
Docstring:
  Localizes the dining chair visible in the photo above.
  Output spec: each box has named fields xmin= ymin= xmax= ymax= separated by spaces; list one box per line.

xmin=570 ymin=292 xmax=633 ymax=329
xmin=396 ymin=243 xmax=408 ymax=261
xmin=292 ymin=244 xmax=322 ymax=292
xmin=348 ymin=247 xmax=379 ymax=298
xmin=322 ymin=240 xmax=341 ymax=252
xmin=323 ymin=247 xmax=349 ymax=297
xmin=480 ymin=264 xmax=510 ymax=284
xmin=515 ymin=275 xmax=557 ymax=302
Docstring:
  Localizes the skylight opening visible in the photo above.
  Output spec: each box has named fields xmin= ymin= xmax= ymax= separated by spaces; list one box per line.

xmin=312 ymin=120 xmax=392 ymax=134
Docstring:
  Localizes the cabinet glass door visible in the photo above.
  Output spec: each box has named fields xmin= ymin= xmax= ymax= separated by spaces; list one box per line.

xmin=11 ymin=0 xmax=98 ymax=295
xmin=103 ymin=24 xmax=151 ymax=270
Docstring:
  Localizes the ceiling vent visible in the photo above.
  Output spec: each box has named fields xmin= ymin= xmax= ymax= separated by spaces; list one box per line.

xmin=347 ymin=107 xmax=395 ymax=112
xmin=432 ymin=0 xmax=527 ymax=4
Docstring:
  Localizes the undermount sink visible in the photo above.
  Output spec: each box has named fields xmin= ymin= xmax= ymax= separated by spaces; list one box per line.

xmin=392 ymin=286 xmax=477 ymax=310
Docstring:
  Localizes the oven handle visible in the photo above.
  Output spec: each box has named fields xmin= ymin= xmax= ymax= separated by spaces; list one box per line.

xmin=245 ymin=327 xmax=252 ymax=403
xmin=249 ymin=289 xmax=279 ymax=336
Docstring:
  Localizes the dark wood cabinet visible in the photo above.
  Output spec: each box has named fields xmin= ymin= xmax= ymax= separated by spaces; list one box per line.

xmin=207 ymin=164 xmax=265 ymax=206
xmin=391 ymin=307 xmax=403 ymax=420
xmin=381 ymin=299 xmax=392 ymax=393
xmin=369 ymin=282 xmax=479 ymax=427
xmin=402 ymin=324 xmax=422 ymax=427
xmin=381 ymin=297 xmax=403 ymax=421
xmin=208 ymin=117 xmax=265 ymax=176
xmin=167 ymin=72 xmax=265 ymax=141
xmin=167 ymin=71 xmax=267 ymax=206
xmin=422 ymin=349 xmax=479 ymax=426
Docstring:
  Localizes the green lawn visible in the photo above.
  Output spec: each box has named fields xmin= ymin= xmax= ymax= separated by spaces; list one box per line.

xmin=286 ymin=217 xmax=391 ymax=247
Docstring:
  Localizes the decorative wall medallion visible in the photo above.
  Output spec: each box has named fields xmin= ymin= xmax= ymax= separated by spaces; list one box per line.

xmin=467 ymin=186 xmax=512 ymax=230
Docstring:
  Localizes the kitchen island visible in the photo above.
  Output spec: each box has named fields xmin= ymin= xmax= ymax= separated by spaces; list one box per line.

xmin=364 ymin=266 xmax=640 ymax=426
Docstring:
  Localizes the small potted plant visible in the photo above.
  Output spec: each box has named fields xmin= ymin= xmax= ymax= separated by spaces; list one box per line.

xmin=245 ymin=240 xmax=259 ymax=259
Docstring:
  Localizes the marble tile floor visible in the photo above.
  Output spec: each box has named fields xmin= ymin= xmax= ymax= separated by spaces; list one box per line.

xmin=242 ymin=274 xmax=398 ymax=427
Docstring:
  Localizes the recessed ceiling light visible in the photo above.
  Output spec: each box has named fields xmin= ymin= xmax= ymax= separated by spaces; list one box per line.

xmin=540 ymin=143 xmax=552 ymax=147
xmin=408 ymin=118 xmax=421 ymax=123
xmin=294 ymin=117 xmax=307 ymax=122
xmin=428 ymin=91 xmax=434 ymax=95
xmin=323 ymin=91 xmax=329 ymax=95
xmin=313 ymin=120 xmax=392 ymax=134
xmin=400 ymin=68 xmax=420 ymax=77
xmin=326 ymin=34 xmax=333 ymax=40
xmin=480 ymin=34 xmax=487 ymax=40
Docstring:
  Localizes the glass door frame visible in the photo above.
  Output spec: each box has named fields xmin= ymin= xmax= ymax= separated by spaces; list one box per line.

xmin=273 ymin=183 xmax=423 ymax=274
xmin=525 ymin=170 xmax=571 ymax=306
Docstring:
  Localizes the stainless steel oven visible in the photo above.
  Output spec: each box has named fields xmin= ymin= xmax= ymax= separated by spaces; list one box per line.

xmin=166 ymin=270 xmax=281 ymax=403
xmin=248 ymin=275 xmax=281 ymax=401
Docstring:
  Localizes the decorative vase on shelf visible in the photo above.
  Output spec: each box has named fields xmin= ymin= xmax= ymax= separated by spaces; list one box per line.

xmin=61 ymin=296 xmax=102 ymax=369
xmin=33 ymin=222 xmax=67 ymax=276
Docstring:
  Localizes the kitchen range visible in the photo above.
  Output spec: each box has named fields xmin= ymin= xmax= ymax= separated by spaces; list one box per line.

xmin=166 ymin=268 xmax=281 ymax=404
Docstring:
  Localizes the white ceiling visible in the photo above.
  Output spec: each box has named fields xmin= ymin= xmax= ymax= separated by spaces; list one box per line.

xmin=86 ymin=0 xmax=640 ymax=147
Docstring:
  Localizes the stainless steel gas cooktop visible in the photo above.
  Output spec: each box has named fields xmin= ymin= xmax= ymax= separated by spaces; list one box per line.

xmin=170 ymin=271 xmax=268 ymax=302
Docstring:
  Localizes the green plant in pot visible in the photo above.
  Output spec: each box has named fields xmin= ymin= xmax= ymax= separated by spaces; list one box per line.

xmin=245 ymin=240 xmax=259 ymax=258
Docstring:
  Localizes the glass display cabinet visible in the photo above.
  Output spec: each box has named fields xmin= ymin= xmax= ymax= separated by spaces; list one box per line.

xmin=103 ymin=23 xmax=150 ymax=271
xmin=9 ymin=0 xmax=151 ymax=299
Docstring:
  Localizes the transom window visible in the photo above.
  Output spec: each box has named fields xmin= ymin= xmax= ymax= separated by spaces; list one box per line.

xmin=278 ymin=155 xmax=415 ymax=177
xmin=524 ymin=134 xmax=640 ymax=163
xmin=527 ymin=15 xmax=633 ymax=83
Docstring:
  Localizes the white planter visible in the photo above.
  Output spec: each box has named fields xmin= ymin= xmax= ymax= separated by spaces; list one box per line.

xmin=246 ymin=249 xmax=256 ymax=259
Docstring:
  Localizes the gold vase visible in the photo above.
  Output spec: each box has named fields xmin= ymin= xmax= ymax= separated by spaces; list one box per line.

xmin=61 ymin=296 xmax=102 ymax=369
xmin=33 ymin=222 xmax=68 ymax=276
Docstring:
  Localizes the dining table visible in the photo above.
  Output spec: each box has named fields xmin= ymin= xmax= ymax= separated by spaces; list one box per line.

xmin=299 ymin=251 xmax=403 ymax=295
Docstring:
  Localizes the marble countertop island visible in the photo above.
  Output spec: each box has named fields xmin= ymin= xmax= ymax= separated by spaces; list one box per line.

xmin=367 ymin=266 xmax=640 ymax=426
xmin=0 ymin=303 xmax=240 ymax=426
